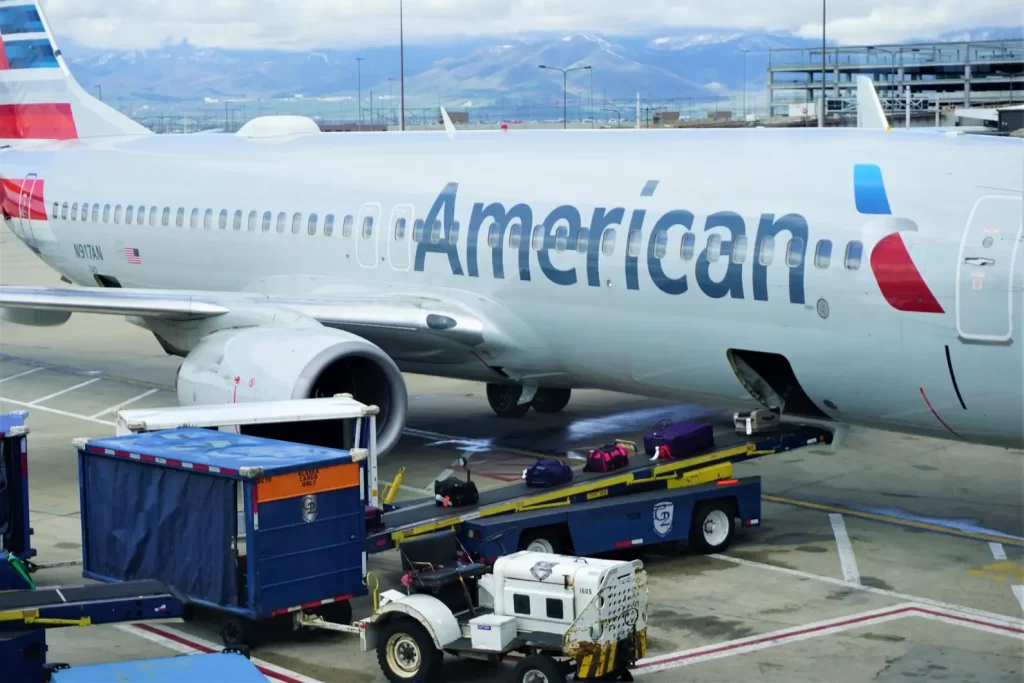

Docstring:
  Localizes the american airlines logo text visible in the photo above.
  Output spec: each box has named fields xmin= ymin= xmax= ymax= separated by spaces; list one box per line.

xmin=412 ymin=181 xmax=811 ymax=304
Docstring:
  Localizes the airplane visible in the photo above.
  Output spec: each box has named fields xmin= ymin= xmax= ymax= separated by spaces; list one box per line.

xmin=1 ymin=0 xmax=1022 ymax=456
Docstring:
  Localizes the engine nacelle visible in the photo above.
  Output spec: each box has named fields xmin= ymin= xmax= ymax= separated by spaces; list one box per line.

xmin=175 ymin=326 xmax=408 ymax=455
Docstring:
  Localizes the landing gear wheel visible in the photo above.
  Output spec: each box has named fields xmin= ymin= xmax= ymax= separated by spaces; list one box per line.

xmin=377 ymin=617 xmax=443 ymax=683
xmin=689 ymin=501 xmax=735 ymax=554
xmin=531 ymin=388 xmax=572 ymax=414
xmin=487 ymin=383 xmax=531 ymax=418
xmin=512 ymin=653 xmax=568 ymax=683
xmin=219 ymin=615 xmax=256 ymax=649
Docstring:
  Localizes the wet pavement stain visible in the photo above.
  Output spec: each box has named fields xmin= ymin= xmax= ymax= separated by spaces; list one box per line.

xmin=650 ymin=609 xmax=755 ymax=640
xmin=825 ymin=588 xmax=857 ymax=601
xmin=912 ymin=464 xmax=939 ymax=471
xmin=795 ymin=545 xmax=829 ymax=553
xmin=53 ymin=542 xmax=80 ymax=549
xmin=860 ymin=576 xmax=894 ymax=590
xmin=762 ymin=533 xmax=834 ymax=546
xmin=644 ymin=635 xmax=676 ymax=653
xmin=881 ymin=492 xmax=922 ymax=499
xmin=859 ymin=632 xmax=907 ymax=643
xmin=729 ymin=549 xmax=799 ymax=571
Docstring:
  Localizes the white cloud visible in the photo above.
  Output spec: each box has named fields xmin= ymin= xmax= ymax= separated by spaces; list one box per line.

xmin=37 ymin=0 xmax=1022 ymax=51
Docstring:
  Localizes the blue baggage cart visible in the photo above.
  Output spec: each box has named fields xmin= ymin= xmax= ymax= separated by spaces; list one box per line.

xmin=76 ymin=424 xmax=375 ymax=647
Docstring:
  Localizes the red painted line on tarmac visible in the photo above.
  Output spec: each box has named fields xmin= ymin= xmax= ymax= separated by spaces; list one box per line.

xmin=132 ymin=624 xmax=309 ymax=683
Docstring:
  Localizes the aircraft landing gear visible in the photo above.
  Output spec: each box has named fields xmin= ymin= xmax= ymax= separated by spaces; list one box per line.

xmin=486 ymin=385 xmax=573 ymax=418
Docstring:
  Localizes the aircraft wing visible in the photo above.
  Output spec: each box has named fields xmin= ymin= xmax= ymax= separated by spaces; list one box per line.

xmin=0 ymin=285 xmax=486 ymax=346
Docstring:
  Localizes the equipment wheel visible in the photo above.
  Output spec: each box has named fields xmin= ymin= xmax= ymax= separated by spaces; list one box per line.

xmin=531 ymin=388 xmax=572 ymax=414
xmin=518 ymin=526 xmax=571 ymax=555
xmin=689 ymin=500 xmax=735 ymax=553
xmin=376 ymin=617 xmax=443 ymax=683
xmin=487 ymin=383 xmax=531 ymax=418
xmin=219 ymin=615 xmax=256 ymax=649
xmin=512 ymin=653 xmax=568 ymax=683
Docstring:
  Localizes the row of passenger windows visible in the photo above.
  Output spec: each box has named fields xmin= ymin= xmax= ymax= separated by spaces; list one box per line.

xmin=51 ymin=200 xmax=865 ymax=271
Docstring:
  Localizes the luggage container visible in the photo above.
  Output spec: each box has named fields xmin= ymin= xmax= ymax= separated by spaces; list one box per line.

xmin=74 ymin=403 xmax=378 ymax=648
xmin=0 ymin=411 xmax=33 ymax=590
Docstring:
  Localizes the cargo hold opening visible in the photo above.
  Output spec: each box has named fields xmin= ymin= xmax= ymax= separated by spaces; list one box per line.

xmin=727 ymin=349 xmax=831 ymax=421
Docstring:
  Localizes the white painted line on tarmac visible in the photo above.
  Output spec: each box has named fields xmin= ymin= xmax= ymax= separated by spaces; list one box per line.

xmin=30 ymin=378 xmax=101 ymax=404
xmin=711 ymin=553 xmax=1024 ymax=627
xmin=89 ymin=388 xmax=161 ymax=419
xmin=117 ymin=623 xmax=327 ymax=683
xmin=990 ymin=542 xmax=1008 ymax=560
xmin=0 ymin=395 xmax=116 ymax=426
xmin=0 ymin=367 xmax=42 ymax=383
xmin=1013 ymin=586 xmax=1024 ymax=614
xmin=829 ymin=513 xmax=861 ymax=585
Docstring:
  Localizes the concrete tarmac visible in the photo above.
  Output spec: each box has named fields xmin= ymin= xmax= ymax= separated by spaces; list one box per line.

xmin=2 ymin=226 xmax=1023 ymax=682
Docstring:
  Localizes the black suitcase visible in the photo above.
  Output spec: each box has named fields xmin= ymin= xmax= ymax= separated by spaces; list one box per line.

xmin=365 ymin=505 xmax=383 ymax=531
xmin=434 ymin=476 xmax=479 ymax=508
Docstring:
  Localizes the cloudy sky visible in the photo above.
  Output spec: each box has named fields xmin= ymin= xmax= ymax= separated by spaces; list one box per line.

xmin=40 ymin=0 xmax=1021 ymax=51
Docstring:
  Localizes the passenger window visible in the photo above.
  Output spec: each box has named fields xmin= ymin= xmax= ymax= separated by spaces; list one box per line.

xmin=52 ymin=202 xmax=59 ymax=218
xmin=393 ymin=216 xmax=406 ymax=241
xmin=81 ymin=203 xmax=88 ymax=221
xmin=786 ymin=237 xmax=804 ymax=268
xmin=103 ymin=205 xmax=111 ymax=223
xmin=233 ymin=210 xmax=243 ymax=231
xmin=190 ymin=208 xmax=198 ymax=229
xmin=758 ymin=236 xmax=775 ymax=266
xmin=531 ymin=225 xmax=545 ymax=251
xmin=509 ymin=222 xmax=522 ymax=249
xmin=681 ymin=232 xmax=696 ymax=260
xmin=449 ymin=220 xmax=460 ymax=245
xmin=575 ymin=227 xmax=589 ymax=253
xmin=432 ymin=220 xmax=445 ymax=245
xmin=276 ymin=212 xmax=286 ymax=233
xmin=362 ymin=215 xmax=374 ymax=239
xmin=291 ymin=212 xmax=302 ymax=234
xmin=92 ymin=204 xmax=100 ymax=222
xmin=342 ymin=215 xmax=354 ymax=238
xmin=731 ymin=235 xmax=748 ymax=264
xmin=653 ymin=230 xmax=668 ymax=259
xmin=513 ymin=594 xmax=531 ymax=615
xmin=487 ymin=224 xmax=501 ymax=249
xmin=204 ymin=209 xmax=213 ymax=230
xmin=247 ymin=210 xmax=257 ymax=232
xmin=262 ymin=211 xmax=272 ymax=232
xmin=149 ymin=206 xmax=158 ymax=226
xmin=845 ymin=240 xmax=863 ymax=270
xmin=324 ymin=214 xmax=335 ymax=236
xmin=413 ymin=219 xmax=425 ymax=243
xmin=554 ymin=225 xmax=568 ymax=251
xmin=61 ymin=202 xmax=68 ymax=220
xmin=626 ymin=229 xmax=642 ymax=258
xmin=814 ymin=239 xmax=832 ymax=268
xmin=219 ymin=209 xmax=228 ymax=230
xmin=137 ymin=206 xmax=145 ymax=226
xmin=162 ymin=207 xmax=171 ymax=227
xmin=71 ymin=203 xmax=78 ymax=220
xmin=113 ymin=205 xmax=122 ymax=224
xmin=125 ymin=205 xmax=134 ymax=224
xmin=546 ymin=598 xmax=564 ymax=620
xmin=176 ymin=208 xmax=185 ymax=227
xmin=601 ymin=228 xmax=617 ymax=255
xmin=309 ymin=213 xmax=319 ymax=236
xmin=706 ymin=234 xmax=722 ymax=262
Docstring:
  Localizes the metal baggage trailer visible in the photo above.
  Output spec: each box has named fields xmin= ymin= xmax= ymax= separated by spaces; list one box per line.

xmin=76 ymin=418 xmax=376 ymax=648
xmin=366 ymin=424 xmax=831 ymax=554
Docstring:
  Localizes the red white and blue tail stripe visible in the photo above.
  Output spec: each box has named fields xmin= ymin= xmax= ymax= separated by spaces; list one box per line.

xmin=0 ymin=0 xmax=150 ymax=145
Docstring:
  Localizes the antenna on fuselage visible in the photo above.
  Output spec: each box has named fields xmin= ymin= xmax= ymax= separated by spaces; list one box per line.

xmin=440 ymin=106 xmax=457 ymax=140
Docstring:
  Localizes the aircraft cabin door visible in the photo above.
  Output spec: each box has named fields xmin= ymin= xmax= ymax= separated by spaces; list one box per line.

xmin=16 ymin=174 xmax=41 ymax=252
xmin=356 ymin=203 xmax=381 ymax=269
xmin=956 ymin=194 xmax=1024 ymax=343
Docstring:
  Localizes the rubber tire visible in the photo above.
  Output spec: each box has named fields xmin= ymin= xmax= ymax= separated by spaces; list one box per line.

xmin=531 ymin=388 xmax=572 ymax=414
xmin=689 ymin=500 xmax=735 ymax=554
xmin=376 ymin=617 xmax=443 ymax=683
xmin=518 ymin=526 xmax=571 ymax=555
xmin=487 ymin=383 xmax=531 ymax=418
xmin=512 ymin=653 xmax=568 ymax=683
xmin=219 ymin=615 xmax=256 ymax=649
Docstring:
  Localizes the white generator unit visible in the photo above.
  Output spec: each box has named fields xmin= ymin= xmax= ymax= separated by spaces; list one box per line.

xmin=358 ymin=548 xmax=649 ymax=683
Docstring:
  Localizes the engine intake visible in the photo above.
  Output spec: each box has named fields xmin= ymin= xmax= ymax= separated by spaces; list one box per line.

xmin=175 ymin=326 xmax=408 ymax=455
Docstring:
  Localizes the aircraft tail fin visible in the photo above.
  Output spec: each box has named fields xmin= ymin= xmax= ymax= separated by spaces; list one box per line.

xmin=0 ymin=0 xmax=151 ymax=146
xmin=856 ymin=75 xmax=890 ymax=132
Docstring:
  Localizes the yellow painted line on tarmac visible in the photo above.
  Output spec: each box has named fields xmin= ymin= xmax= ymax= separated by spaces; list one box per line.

xmin=763 ymin=494 xmax=1024 ymax=548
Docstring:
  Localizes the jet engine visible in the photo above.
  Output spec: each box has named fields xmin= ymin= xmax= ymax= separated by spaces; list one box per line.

xmin=175 ymin=326 xmax=408 ymax=455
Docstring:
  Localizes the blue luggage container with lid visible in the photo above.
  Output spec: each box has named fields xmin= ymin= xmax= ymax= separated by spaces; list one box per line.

xmin=77 ymin=426 xmax=374 ymax=647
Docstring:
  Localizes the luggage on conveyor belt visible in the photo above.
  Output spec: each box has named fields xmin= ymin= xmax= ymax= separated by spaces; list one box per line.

xmin=434 ymin=476 xmax=479 ymax=507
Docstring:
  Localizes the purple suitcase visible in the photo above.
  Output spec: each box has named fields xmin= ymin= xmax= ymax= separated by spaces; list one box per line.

xmin=643 ymin=421 xmax=714 ymax=459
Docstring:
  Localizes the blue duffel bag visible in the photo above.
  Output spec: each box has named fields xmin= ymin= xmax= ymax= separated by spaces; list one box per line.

xmin=523 ymin=458 xmax=573 ymax=488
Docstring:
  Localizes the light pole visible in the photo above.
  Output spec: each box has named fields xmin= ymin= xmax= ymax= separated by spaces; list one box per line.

xmin=538 ymin=64 xmax=592 ymax=129
xmin=819 ymin=0 xmax=826 ymax=127
xmin=388 ymin=77 xmax=395 ymax=125
xmin=399 ymin=0 xmax=405 ymax=131
xmin=356 ymin=57 xmax=364 ymax=129
xmin=589 ymin=67 xmax=594 ymax=128
xmin=740 ymin=48 xmax=748 ymax=121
